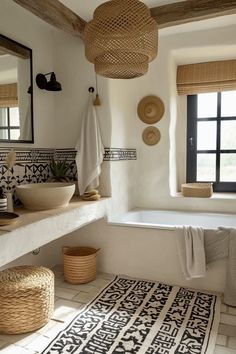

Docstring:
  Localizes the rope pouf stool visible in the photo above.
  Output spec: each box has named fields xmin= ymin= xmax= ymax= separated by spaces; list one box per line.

xmin=0 ymin=265 xmax=54 ymax=334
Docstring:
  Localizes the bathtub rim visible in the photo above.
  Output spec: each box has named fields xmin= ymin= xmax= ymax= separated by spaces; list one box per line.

xmin=108 ymin=207 xmax=236 ymax=231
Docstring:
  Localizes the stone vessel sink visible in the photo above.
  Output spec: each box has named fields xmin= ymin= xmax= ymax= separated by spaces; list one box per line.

xmin=16 ymin=183 xmax=75 ymax=211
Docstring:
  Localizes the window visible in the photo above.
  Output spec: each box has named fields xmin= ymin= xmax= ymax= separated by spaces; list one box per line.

xmin=187 ymin=90 xmax=236 ymax=192
xmin=0 ymin=107 xmax=20 ymax=141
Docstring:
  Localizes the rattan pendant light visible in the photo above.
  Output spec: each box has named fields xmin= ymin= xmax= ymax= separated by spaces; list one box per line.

xmin=84 ymin=0 xmax=158 ymax=79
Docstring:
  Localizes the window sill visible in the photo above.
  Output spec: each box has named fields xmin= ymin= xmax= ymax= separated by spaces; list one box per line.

xmin=172 ymin=192 xmax=236 ymax=200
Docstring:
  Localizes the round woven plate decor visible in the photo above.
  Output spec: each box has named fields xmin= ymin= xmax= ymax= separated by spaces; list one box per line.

xmin=142 ymin=127 xmax=161 ymax=146
xmin=138 ymin=95 xmax=165 ymax=124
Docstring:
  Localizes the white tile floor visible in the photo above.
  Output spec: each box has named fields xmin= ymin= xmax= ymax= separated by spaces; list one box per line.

xmin=0 ymin=266 xmax=236 ymax=353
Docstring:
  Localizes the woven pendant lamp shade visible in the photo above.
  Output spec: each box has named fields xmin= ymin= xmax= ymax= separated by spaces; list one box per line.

xmin=84 ymin=0 xmax=158 ymax=79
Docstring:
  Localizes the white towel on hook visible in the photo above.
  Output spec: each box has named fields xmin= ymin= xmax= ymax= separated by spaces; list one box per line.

xmin=176 ymin=226 xmax=206 ymax=280
xmin=75 ymin=93 xmax=104 ymax=195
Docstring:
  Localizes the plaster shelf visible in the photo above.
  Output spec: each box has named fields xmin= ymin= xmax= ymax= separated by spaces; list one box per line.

xmin=0 ymin=197 xmax=110 ymax=268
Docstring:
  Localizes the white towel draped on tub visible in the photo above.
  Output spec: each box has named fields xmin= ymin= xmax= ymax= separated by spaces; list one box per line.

xmin=176 ymin=226 xmax=236 ymax=306
xmin=226 ymin=229 xmax=236 ymax=306
xmin=176 ymin=226 xmax=206 ymax=280
xmin=205 ymin=228 xmax=236 ymax=307
xmin=75 ymin=93 xmax=104 ymax=195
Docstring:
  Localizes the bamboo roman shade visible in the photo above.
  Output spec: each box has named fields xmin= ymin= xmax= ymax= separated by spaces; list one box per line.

xmin=177 ymin=60 xmax=236 ymax=95
xmin=0 ymin=83 xmax=18 ymax=107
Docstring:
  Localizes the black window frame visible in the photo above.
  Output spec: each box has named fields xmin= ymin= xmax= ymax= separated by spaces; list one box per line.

xmin=187 ymin=92 xmax=236 ymax=192
xmin=0 ymin=107 xmax=20 ymax=142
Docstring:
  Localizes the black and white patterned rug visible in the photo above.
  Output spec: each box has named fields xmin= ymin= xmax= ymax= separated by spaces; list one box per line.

xmin=42 ymin=276 xmax=221 ymax=354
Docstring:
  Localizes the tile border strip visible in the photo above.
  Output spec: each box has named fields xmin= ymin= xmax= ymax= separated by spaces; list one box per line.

xmin=0 ymin=147 xmax=137 ymax=163
xmin=103 ymin=148 xmax=137 ymax=161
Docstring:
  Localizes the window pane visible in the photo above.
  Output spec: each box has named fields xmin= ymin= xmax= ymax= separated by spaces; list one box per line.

xmin=197 ymin=154 xmax=216 ymax=181
xmin=9 ymin=107 xmax=20 ymax=126
xmin=221 ymin=121 xmax=236 ymax=149
xmin=0 ymin=129 xmax=8 ymax=139
xmin=0 ymin=108 xmax=8 ymax=126
xmin=9 ymin=129 xmax=20 ymax=140
xmin=220 ymin=154 xmax=236 ymax=182
xmin=197 ymin=93 xmax=217 ymax=118
xmin=197 ymin=121 xmax=217 ymax=150
xmin=221 ymin=91 xmax=236 ymax=117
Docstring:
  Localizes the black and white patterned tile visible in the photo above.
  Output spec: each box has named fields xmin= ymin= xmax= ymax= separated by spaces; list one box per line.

xmin=0 ymin=148 xmax=76 ymax=164
xmin=103 ymin=148 xmax=137 ymax=161
xmin=0 ymin=148 xmax=77 ymax=204
xmin=0 ymin=147 xmax=136 ymax=164
xmin=0 ymin=147 xmax=136 ymax=204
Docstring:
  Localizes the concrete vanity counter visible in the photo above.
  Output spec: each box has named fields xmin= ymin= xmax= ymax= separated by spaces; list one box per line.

xmin=0 ymin=197 xmax=110 ymax=267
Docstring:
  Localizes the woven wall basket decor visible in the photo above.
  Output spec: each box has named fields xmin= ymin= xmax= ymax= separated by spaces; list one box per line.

xmin=84 ymin=0 xmax=158 ymax=79
xmin=138 ymin=95 xmax=165 ymax=124
xmin=142 ymin=126 xmax=161 ymax=146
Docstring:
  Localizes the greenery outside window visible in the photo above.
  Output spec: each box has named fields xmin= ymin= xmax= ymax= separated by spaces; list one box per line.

xmin=187 ymin=91 xmax=236 ymax=192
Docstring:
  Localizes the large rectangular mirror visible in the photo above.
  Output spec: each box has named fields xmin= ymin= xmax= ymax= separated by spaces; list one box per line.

xmin=0 ymin=34 xmax=33 ymax=143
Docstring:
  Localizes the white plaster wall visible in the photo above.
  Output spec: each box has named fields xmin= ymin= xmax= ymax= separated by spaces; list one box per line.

xmin=52 ymin=31 xmax=112 ymax=149
xmin=108 ymin=79 xmax=140 ymax=148
xmin=107 ymin=161 xmax=136 ymax=217
xmin=0 ymin=0 xmax=56 ymax=148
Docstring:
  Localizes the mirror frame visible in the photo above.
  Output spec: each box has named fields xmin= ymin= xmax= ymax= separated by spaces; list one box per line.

xmin=0 ymin=34 xmax=34 ymax=143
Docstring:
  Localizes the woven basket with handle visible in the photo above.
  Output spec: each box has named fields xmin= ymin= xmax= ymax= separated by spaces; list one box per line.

xmin=63 ymin=246 xmax=100 ymax=284
xmin=0 ymin=265 xmax=54 ymax=334
xmin=181 ymin=183 xmax=213 ymax=198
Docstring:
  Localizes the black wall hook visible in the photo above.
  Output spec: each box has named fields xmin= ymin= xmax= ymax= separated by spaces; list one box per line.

xmin=88 ymin=87 xmax=94 ymax=93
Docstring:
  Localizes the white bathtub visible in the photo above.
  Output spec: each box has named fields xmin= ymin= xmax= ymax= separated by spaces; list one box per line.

xmin=110 ymin=209 xmax=236 ymax=230
xmin=79 ymin=215 xmax=227 ymax=293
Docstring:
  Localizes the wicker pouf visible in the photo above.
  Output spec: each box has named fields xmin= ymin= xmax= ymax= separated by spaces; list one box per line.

xmin=0 ymin=265 xmax=54 ymax=334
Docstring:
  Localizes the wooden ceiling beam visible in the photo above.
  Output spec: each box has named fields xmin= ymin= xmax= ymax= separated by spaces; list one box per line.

xmin=150 ymin=0 xmax=236 ymax=28
xmin=12 ymin=0 xmax=87 ymax=39
xmin=12 ymin=0 xmax=236 ymax=39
